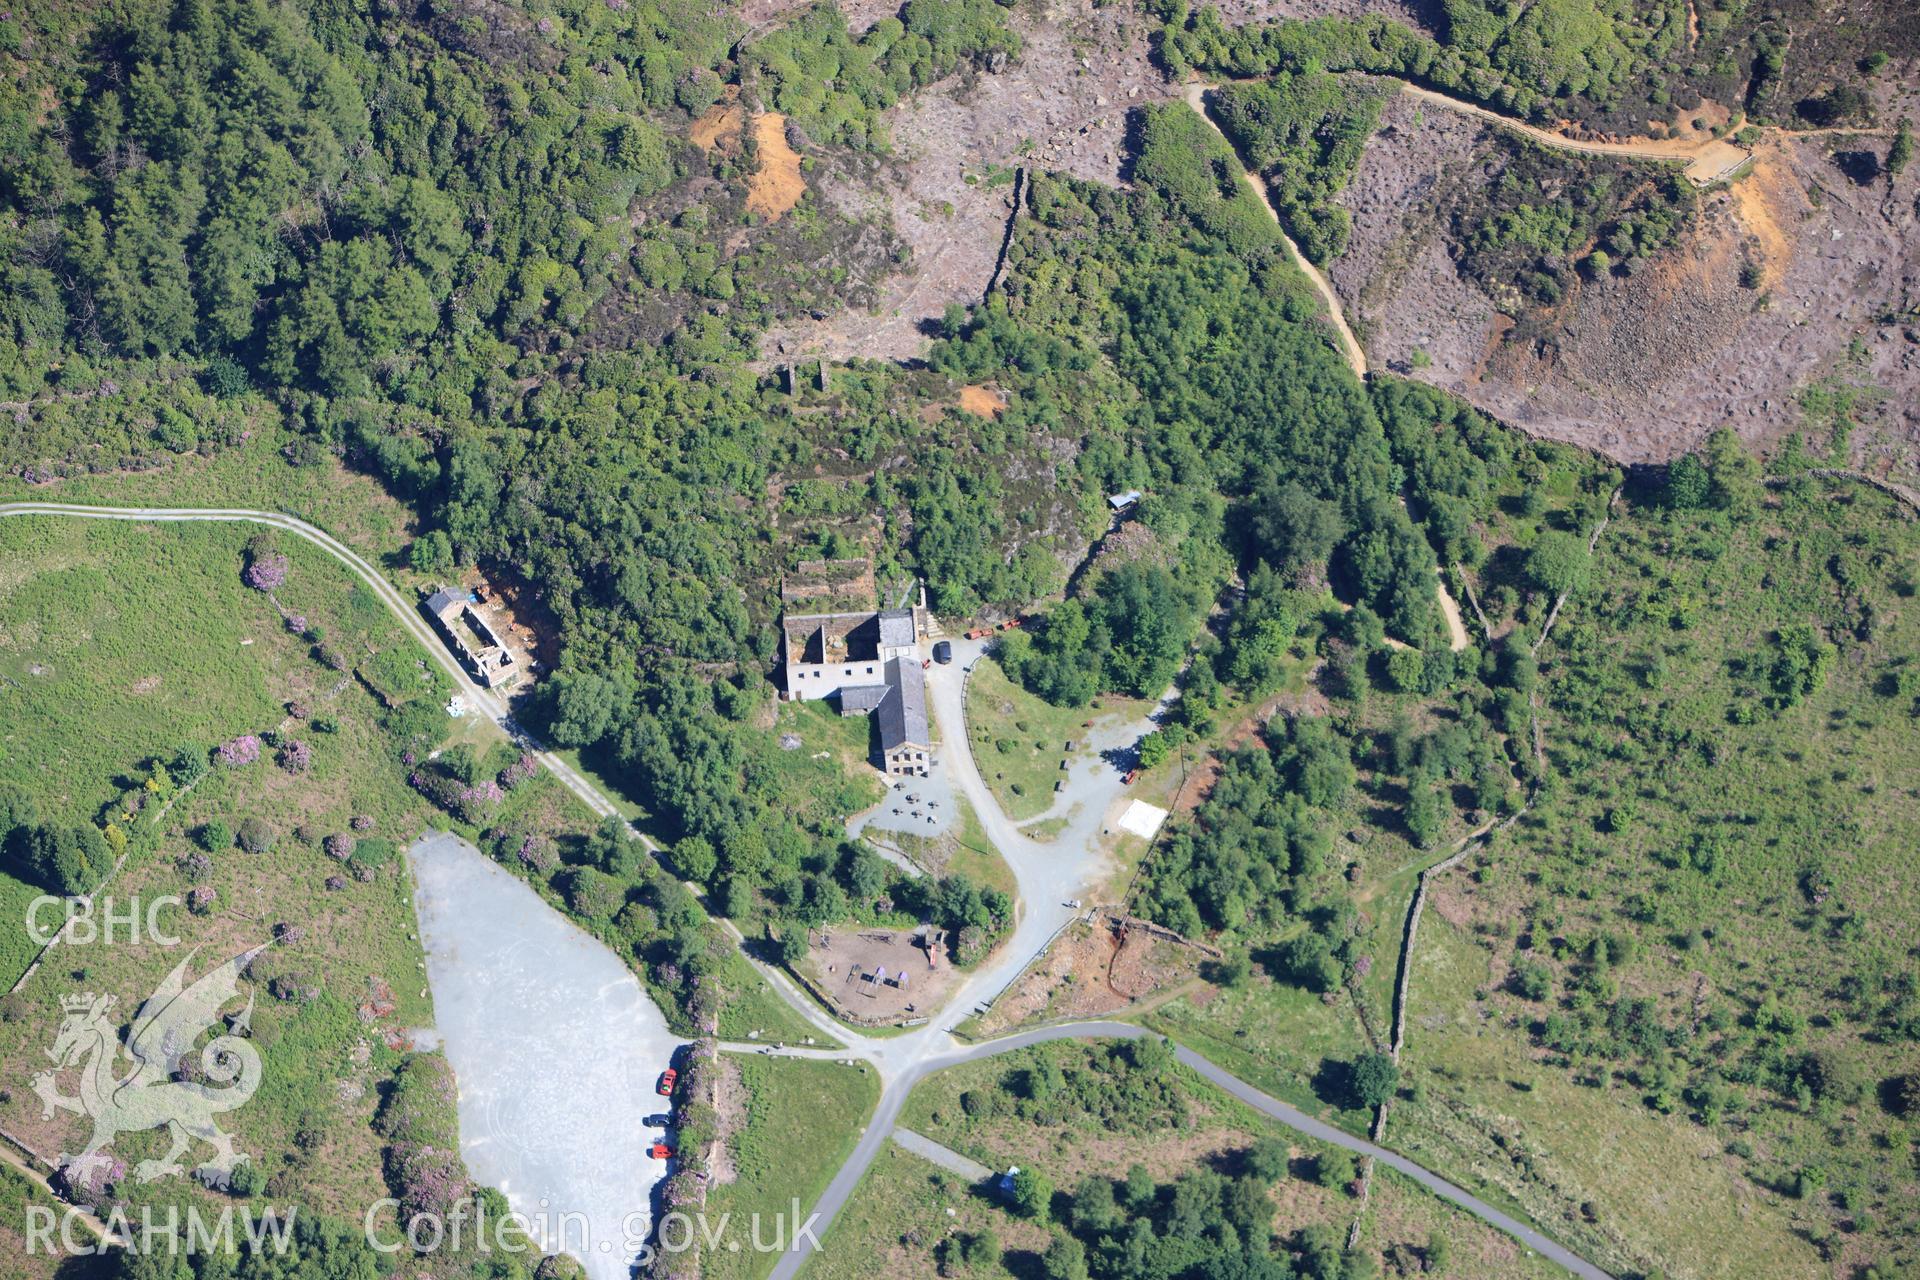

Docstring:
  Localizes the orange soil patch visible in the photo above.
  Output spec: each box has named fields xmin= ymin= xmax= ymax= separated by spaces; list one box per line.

xmin=978 ymin=917 xmax=1200 ymax=1034
xmin=956 ymin=385 xmax=1006 ymax=418
xmin=1729 ymin=153 xmax=1794 ymax=289
xmin=747 ymin=112 xmax=806 ymax=222
xmin=690 ymin=88 xmax=744 ymax=157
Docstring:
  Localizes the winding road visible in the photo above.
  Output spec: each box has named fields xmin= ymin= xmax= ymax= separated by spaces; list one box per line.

xmin=0 ymin=502 xmax=653 ymax=842
xmin=0 ymin=500 xmax=1613 ymax=1279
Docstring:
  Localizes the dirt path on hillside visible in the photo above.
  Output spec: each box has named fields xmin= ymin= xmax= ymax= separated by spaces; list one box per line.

xmin=1183 ymin=82 xmax=1371 ymax=380
xmin=1400 ymin=85 xmax=1751 ymax=184
xmin=1434 ymin=567 xmax=1470 ymax=650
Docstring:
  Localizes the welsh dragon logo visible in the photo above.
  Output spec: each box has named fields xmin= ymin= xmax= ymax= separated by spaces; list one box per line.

xmin=31 ymin=944 xmax=269 ymax=1189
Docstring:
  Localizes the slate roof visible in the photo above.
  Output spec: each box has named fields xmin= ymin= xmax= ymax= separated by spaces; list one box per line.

xmin=877 ymin=657 xmax=930 ymax=752
xmin=837 ymin=683 xmax=890 ymax=716
xmin=876 ymin=609 xmax=917 ymax=649
xmin=424 ymin=588 xmax=464 ymax=618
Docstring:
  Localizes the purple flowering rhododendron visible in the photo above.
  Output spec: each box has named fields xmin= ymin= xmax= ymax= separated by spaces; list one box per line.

xmin=244 ymin=552 xmax=289 ymax=591
xmin=217 ymin=735 xmax=261 ymax=767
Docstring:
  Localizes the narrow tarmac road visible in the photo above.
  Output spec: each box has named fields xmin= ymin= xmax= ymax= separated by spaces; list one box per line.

xmin=890 ymin=1127 xmax=991 ymax=1181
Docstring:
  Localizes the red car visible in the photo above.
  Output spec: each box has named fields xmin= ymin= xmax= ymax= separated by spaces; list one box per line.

xmin=648 ymin=1142 xmax=675 ymax=1160
xmin=1122 ymin=769 xmax=1140 ymax=786
xmin=657 ymin=1067 xmax=677 ymax=1096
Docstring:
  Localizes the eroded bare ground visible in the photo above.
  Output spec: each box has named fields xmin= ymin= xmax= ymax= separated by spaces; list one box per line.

xmin=1334 ymin=90 xmax=1920 ymax=466
xmin=760 ymin=0 xmax=1173 ymax=366
xmin=975 ymin=914 xmax=1201 ymax=1036
xmin=1205 ymin=0 xmax=1437 ymax=34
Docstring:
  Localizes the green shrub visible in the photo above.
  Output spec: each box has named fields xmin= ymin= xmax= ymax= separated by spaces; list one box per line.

xmin=235 ymin=817 xmax=276 ymax=854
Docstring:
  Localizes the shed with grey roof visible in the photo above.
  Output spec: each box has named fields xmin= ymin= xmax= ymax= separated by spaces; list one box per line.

xmin=836 ymin=683 xmax=891 ymax=716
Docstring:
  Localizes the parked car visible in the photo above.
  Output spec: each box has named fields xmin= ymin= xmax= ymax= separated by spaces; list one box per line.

xmin=644 ymin=1113 xmax=672 ymax=1128
xmin=657 ymin=1067 xmax=678 ymax=1095
xmin=932 ymin=640 xmax=953 ymax=664
xmin=1122 ymin=769 xmax=1140 ymax=785
xmin=648 ymin=1142 xmax=675 ymax=1160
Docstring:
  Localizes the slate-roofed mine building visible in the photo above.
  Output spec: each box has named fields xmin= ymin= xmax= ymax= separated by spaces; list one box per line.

xmin=423 ymin=586 xmax=518 ymax=689
xmin=781 ymin=603 xmax=931 ymax=776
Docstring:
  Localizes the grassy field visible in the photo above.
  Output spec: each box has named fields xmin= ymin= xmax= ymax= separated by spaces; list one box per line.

xmin=1390 ymin=476 xmax=1920 ymax=1280
xmin=715 ymin=954 xmax=841 ymax=1046
xmin=1393 ymin=913 xmax=1819 ymax=1278
xmin=0 ymin=515 xmax=452 ymax=1246
xmin=963 ymin=658 xmax=1150 ymax=823
xmin=776 ymin=697 xmax=889 ymax=804
xmin=0 ymin=517 xmax=447 ymax=986
xmin=702 ymin=1054 xmax=880 ymax=1280
xmin=804 ymin=1148 xmax=1036 ymax=1280
xmin=1144 ymin=979 xmax=1376 ymax=1131
xmin=0 ymin=518 xmax=307 ymax=821
xmin=942 ymin=794 xmax=1016 ymax=899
